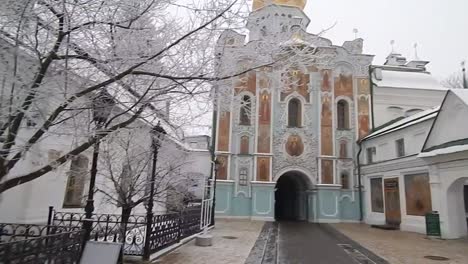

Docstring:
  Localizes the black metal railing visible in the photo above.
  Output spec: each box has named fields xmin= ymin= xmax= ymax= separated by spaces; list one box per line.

xmin=0 ymin=223 xmax=79 ymax=243
xmin=0 ymin=224 xmax=83 ymax=264
xmin=49 ymin=205 xmax=202 ymax=258
xmin=50 ymin=210 xmax=147 ymax=256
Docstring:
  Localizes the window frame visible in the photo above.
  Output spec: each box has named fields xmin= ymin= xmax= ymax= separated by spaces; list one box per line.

xmin=337 ymin=99 xmax=350 ymax=130
xmin=239 ymin=95 xmax=252 ymax=126
xmin=370 ymin=177 xmax=384 ymax=213
xmin=287 ymin=97 xmax=302 ymax=128
xmin=366 ymin=147 xmax=376 ymax=164
xmin=63 ymin=155 xmax=89 ymax=208
xmin=395 ymin=138 xmax=405 ymax=158
xmin=239 ymin=168 xmax=248 ymax=186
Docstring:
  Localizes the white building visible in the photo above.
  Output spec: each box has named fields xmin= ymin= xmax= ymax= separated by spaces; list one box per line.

xmin=361 ymin=89 xmax=468 ymax=239
xmin=371 ymin=53 xmax=447 ymax=128
xmin=0 ymin=37 xmax=211 ymax=224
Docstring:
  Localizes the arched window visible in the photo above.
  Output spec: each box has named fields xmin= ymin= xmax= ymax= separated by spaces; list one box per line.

xmin=288 ymin=98 xmax=301 ymax=127
xmin=341 ymin=171 xmax=350 ymax=189
xmin=239 ymin=95 xmax=251 ymax=125
xmin=240 ymin=136 xmax=249 ymax=154
xmin=337 ymin=100 xmax=349 ymax=130
xmin=339 ymin=140 xmax=348 ymax=158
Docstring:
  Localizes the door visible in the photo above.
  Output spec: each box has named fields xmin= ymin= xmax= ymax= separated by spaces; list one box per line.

xmin=384 ymin=178 xmax=401 ymax=226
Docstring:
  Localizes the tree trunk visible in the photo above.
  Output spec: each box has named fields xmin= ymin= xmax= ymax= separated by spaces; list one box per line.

xmin=119 ymin=206 xmax=132 ymax=264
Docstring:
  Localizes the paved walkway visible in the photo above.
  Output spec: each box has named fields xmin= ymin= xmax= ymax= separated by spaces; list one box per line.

xmin=155 ymin=219 xmax=264 ymax=264
xmin=277 ymin=222 xmax=386 ymax=264
xmin=332 ymin=223 xmax=468 ymax=264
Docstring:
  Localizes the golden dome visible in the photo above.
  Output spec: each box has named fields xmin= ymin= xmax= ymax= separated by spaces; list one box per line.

xmin=253 ymin=0 xmax=307 ymax=11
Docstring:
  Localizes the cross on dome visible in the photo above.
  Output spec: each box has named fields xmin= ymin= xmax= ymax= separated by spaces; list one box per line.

xmin=253 ymin=0 xmax=307 ymax=11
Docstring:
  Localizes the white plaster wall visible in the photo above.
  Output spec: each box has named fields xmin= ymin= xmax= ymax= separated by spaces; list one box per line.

xmin=425 ymin=154 xmax=468 ymax=239
xmin=373 ymin=87 xmax=445 ymax=127
xmin=361 ymin=118 xmax=434 ymax=234
xmin=362 ymin=118 xmax=433 ymax=163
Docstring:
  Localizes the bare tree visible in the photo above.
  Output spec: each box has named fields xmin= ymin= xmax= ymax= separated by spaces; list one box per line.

xmin=0 ymin=0 xmax=259 ymax=194
xmin=442 ymin=71 xmax=465 ymax=88
xmin=96 ymin=127 xmax=194 ymax=220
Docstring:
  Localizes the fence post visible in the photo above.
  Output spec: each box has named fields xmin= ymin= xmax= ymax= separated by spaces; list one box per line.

xmin=178 ymin=211 xmax=183 ymax=242
xmin=143 ymin=214 xmax=153 ymax=261
xmin=47 ymin=206 xmax=53 ymax=228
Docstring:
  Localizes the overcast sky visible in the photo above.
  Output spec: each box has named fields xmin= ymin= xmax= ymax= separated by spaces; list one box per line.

xmin=303 ymin=0 xmax=468 ymax=80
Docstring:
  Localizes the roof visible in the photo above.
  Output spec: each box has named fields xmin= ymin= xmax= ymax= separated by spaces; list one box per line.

xmin=451 ymin=89 xmax=468 ymax=104
xmin=362 ymin=106 xmax=439 ymax=141
xmin=374 ymin=70 xmax=447 ymax=90
xmin=418 ymin=143 xmax=468 ymax=158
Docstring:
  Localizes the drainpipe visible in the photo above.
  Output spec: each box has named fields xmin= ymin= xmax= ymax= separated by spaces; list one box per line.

xmin=357 ymin=140 xmax=364 ymax=222
xmin=368 ymin=66 xmax=376 ymax=131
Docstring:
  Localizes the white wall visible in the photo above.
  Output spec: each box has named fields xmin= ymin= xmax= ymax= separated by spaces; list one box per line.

xmin=362 ymin=118 xmax=433 ymax=164
xmin=373 ymin=87 xmax=445 ymax=127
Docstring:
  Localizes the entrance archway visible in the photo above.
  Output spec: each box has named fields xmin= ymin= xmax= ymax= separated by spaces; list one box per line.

xmin=445 ymin=177 xmax=468 ymax=238
xmin=275 ymin=171 xmax=311 ymax=221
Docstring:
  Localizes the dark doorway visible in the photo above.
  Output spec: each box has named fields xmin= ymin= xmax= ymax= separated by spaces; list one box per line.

xmin=275 ymin=172 xmax=309 ymax=221
xmin=464 ymin=185 xmax=468 ymax=228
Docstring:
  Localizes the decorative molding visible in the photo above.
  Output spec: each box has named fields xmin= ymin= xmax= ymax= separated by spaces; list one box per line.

xmin=252 ymin=191 xmax=273 ymax=215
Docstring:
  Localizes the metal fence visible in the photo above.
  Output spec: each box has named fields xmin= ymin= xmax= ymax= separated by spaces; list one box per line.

xmin=0 ymin=223 xmax=83 ymax=264
xmin=50 ymin=205 xmax=202 ymax=258
xmin=50 ymin=210 xmax=147 ymax=256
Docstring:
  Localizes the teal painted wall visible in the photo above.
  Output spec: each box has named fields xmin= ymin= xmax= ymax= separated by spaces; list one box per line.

xmin=251 ymin=184 xmax=275 ymax=219
xmin=216 ymin=182 xmax=362 ymax=222
xmin=316 ymin=188 xmax=340 ymax=220
xmin=215 ymin=182 xmax=234 ymax=216
xmin=232 ymin=193 xmax=251 ymax=216
xmin=339 ymin=190 xmax=361 ymax=221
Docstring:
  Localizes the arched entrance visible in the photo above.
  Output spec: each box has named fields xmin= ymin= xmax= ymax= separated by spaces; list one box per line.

xmin=275 ymin=171 xmax=311 ymax=221
xmin=445 ymin=177 xmax=468 ymax=238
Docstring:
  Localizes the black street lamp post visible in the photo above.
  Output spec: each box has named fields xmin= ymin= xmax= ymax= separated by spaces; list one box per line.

xmin=210 ymin=159 xmax=220 ymax=226
xmin=82 ymin=90 xmax=115 ymax=249
xmin=143 ymin=122 xmax=166 ymax=260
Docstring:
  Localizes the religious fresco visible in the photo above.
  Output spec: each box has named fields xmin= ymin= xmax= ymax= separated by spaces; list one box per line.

xmin=320 ymin=69 xmax=334 ymax=184
xmin=320 ymin=95 xmax=333 ymax=156
xmin=258 ymin=67 xmax=272 ymax=89
xmin=240 ymin=135 xmax=250 ymax=154
xmin=280 ymin=70 xmax=310 ymax=102
xmin=321 ymin=159 xmax=333 ymax=184
xmin=257 ymin=157 xmax=270 ymax=181
xmin=234 ymin=71 xmax=256 ymax=95
xmin=321 ymin=70 xmax=331 ymax=92
xmin=334 ymin=73 xmax=353 ymax=98
xmin=258 ymin=90 xmax=271 ymax=153
xmin=357 ymin=78 xmax=371 ymax=139
xmin=217 ymin=155 xmax=229 ymax=180
xmin=404 ymin=173 xmax=432 ymax=216
xmin=285 ymin=135 xmax=304 ymax=156
xmin=217 ymin=111 xmax=231 ymax=151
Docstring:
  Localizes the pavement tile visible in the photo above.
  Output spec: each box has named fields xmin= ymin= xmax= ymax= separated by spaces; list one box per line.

xmin=156 ymin=219 xmax=264 ymax=264
xmin=332 ymin=223 xmax=468 ymax=264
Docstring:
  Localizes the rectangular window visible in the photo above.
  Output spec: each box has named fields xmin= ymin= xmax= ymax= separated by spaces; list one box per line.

xmin=367 ymin=147 xmax=376 ymax=164
xmin=370 ymin=178 xmax=384 ymax=213
xmin=395 ymin=138 xmax=405 ymax=157
xmin=63 ymin=155 xmax=89 ymax=208
xmin=239 ymin=169 xmax=248 ymax=186
xmin=405 ymin=173 xmax=432 ymax=216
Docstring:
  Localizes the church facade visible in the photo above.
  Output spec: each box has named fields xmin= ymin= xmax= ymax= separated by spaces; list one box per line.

xmin=213 ymin=0 xmax=373 ymax=222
